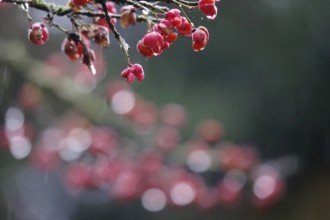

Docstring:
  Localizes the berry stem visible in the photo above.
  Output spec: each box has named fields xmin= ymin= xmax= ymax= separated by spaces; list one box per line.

xmin=96 ymin=0 xmax=131 ymax=63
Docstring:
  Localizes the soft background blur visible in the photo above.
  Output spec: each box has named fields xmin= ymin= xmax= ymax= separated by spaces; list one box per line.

xmin=1 ymin=0 xmax=330 ymax=219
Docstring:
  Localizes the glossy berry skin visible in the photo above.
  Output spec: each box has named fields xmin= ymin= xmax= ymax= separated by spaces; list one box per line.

xmin=121 ymin=63 xmax=145 ymax=84
xmin=176 ymin=17 xmax=194 ymax=37
xmin=137 ymin=40 xmax=154 ymax=58
xmin=152 ymin=20 xmax=178 ymax=44
xmin=143 ymin=32 xmax=164 ymax=54
xmin=28 ymin=22 xmax=49 ymax=45
xmin=192 ymin=26 xmax=209 ymax=51
xmin=165 ymin=9 xmax=182 ymax=27
xmin=137 ymin=31 xmax=165 ymax=57
xmin=198 ymin=0 xmax=218 ymax=20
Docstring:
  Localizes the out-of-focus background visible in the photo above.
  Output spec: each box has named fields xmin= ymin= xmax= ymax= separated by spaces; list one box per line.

xmin=0 ymin=0 xmax=330 ymax=219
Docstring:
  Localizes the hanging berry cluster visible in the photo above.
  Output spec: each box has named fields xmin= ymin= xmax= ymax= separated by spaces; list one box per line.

xmin=1 ymin=0 xmax=219 ymax=83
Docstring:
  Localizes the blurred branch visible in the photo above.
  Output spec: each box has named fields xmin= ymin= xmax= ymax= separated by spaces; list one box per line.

xmin=0 ymin=39 xmax=135 ymax=137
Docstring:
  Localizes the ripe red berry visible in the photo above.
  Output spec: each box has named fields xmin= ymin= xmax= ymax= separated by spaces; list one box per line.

xmin=143 ymin=32 xmax=164 ymax=53
xmin=176 ymin=17 xmax=194 ymax=37
xmin=133 ymin=64 xmax=144 ymax=81
xmin=198 ymin=0 xmax=218 ymax=20
xmin=165 ymin=9 xmax=182 ymax=27
xmin=137 ymin=40 xmax=154 ymax=58
xmin=28 ymin=22 xmax=49 ymax=45
xmin=61 ymin=36 xmax=84 ymax=61
xmin=69 ymin=0 xmax=89 ymax=7
xmin=137 ymin=31 xmax=165 ymax=57
xmin=121 ymin=63 xmax=145 ymax=84
xmin=153 ymin=20 xmax=178 ymax=44
xmin=192 ymin=26 xmax=209 ymax=51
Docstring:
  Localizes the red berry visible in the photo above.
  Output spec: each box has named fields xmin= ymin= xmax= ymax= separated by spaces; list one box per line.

xmin=121 ymin=63 xmax=145 ymax=84
xmin=198 ymin=0 xmax=218 ymax=20
xmin=153 ymin=20 xmax=178 ymax=44
xmin=61 ymin=36 xmax=84 ymax=61
xmin=165 ymin=9 xmax=182 ymax=27
xmin=137 ymin=40 xmax=154 ymax=58
xmin=138 ymin=31 xmax=165 ymax=56
xmin=28 ymin=22 xmax=49 ymax=45
xmin=70 ymin=0 xmax=88 ymax=7
xmin=176 ymin=17 xmax=194 ymax=37
xmin=133 ymin=64 xmax=144 ymax=81
xmin=143 ymin=32 xmax=164 ymax=50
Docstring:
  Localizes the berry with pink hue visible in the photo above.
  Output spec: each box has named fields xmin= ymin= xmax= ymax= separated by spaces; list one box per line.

xmin=61 ymin=36 xmax=84 ymax=61
xmin=176 ymin=17 xmax=194 ymax=37
xmin=152 ymin=20 xmax=178 ymax=44
xmin=192 ymin=26 xmax=209 ymax=51
xmin=95 ymin=2 xmax=117 ymax=30
xmin=198 ymin=0 xmax=218 ymax=19
xmin=69 ymin=0 xmax=94 ymax=8
xmin=28 ymin=22 xmax=49 ymax=45
xmin=165 ymin=9 xmax=182 ymax=27
xmin=121 ymin=64 xmax=145 ymax=84
xmin=137 ymin=31 xmax=166 ymax=57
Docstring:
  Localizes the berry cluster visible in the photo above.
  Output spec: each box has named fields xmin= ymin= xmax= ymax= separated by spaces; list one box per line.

xmin=136 ymin=9 xmax=210 ymax=59
xmin=2 ymin=0 xmax=219 ymax=83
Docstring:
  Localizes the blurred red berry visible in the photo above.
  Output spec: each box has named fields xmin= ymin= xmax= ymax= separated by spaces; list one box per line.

xmin=28 ymin=22 xmax=49 ymax=45
xmin=61 ymin=36 xmax=84 ymax=61
xmin=139 ymin=151 xmax=164 ymax=175
xmin=161 ymin=104 xmax=187 ymax=127
xmin=30 ymin=147 xmax=60 ymax=170
xmin=155 ymin=126 xmax=180 ymax=151
xmin=93 ymin=25 xmax=110 ymax=48
xmin=65 ymin=163 xmax=95 ymax=190
xmin=111 ymin=167 xmax=142 ymax=201
xmin=197 ymin=119 xmax=223 ymax=143
xmin=69 ymin=0 xmax=89 ymax=7
xmin=89 ymin=127 xmax=118 ymax=155
xmin=18 ymin=83 xmax=43 ymax=111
